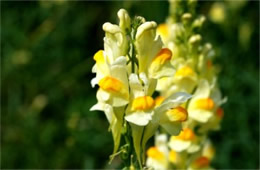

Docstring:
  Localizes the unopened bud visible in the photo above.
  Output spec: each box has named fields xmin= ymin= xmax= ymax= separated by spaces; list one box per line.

xmin=189 ymin=34 xmax=202 ymax=45
xmin=118 ymin=9 xmax=131 ymax=31
xmin=136 ymin=16 xmax=146 ymax=24
xmin=192 ymin=15 xmax=206 ymax=29
xmin=182 ymin=13 xmax=192 ymax=25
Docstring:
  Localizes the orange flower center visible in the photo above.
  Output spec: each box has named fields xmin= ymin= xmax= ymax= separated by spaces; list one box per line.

xmin=131 ymin=96 xmax=155 ymax=111
xmin=166 ymin=106 xmax=188 ymax=122
xmin=176 ymin=128 xmax=195 ymax=141
xmin=99 ymin=76 xmax=123 ymax=92
xmin=194 ymin=98 xmax=215 ymax=110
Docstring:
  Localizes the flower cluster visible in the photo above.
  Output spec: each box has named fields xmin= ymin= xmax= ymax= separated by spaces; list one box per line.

xmin=146 ymin=0 xmax=227 ymax=169
xmin=90 ymin=9 xmax=192 ymax=168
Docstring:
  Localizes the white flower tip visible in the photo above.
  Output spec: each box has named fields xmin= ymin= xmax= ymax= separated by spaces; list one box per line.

xmin=136 ymin=21 xmax=157 ymax=39
xmin=102 ymin=22 xmax=121 ymax=34
xmin=90 ymin=103 xmax=100 ymax=111
xmin=117 ymin=9 xmax=131 ymax=30
xmin=117 ymin=9 xmax=127 ymax=17
xmin=125 ymin=112 xmax=151 ymax=126
xmin=91 ymin=77 xmax=98 ymax=88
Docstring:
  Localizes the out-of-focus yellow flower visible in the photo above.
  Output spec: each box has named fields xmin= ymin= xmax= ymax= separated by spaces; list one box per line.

xmin=146 ymin=134 xmax=169 ymax=170
xmin=188 ymin=80 xmax=215 ymax=123
xmin=188 ymin=140 xmax=215 ymax=169
xmin=169 ymin=150 xmax=178 ymax=164
xmin=175 ymin=65 xmax=195 ymax=78
xmin=157 ymin=23 xmax=170 ymax=43
xmin=190 ymin=156 xmax=210 ymax=169
xmin=202 ymin=140 xmax=215 ymax=161
xmin=209 ymin=2 xmax=226 ymax=24
xmin=169 ymin=128 xmax=200 ymax=153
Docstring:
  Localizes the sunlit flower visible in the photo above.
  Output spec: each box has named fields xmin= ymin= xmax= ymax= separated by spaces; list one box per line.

xmin=188 ymin=80 xmax=215 ymax=123
xmin=169 ymin=128 xmax=200 ymax=153
xmin=146 ymin=134 xmax=169 ymax=170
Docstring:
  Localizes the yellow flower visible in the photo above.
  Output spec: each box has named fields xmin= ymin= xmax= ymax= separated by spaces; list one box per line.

xmin=125 ymin=73 xmax=156 ymax=126
xmin=169 ymin=128 xmax=200 ymax=153
xmin=146 ymin=134 xmax=169 ymax=170
xmin=149 ymin=48 xmax=176 ymax=79
xmin=156 ymin=60 xmax=198 ymax=97
xmin=157 ymin=23 xmax=170 ymax=43
xmin=191 ymin=156 xmax=210 ymax=169
xmin=135 ymin=21 xmax=163 ymax=74
xmin=188 ymin=80 xmax=215 ymax=123
xmin=103 ymin=9 xmax=130 ymax=63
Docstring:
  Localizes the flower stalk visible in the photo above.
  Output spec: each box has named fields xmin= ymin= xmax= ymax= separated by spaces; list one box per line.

xmin=91 ymin=8 xmax=192 ymax=169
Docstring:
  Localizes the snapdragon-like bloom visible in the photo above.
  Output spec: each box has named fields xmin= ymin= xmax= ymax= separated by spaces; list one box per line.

xmin=169 ymin=128 xmax=200 ymax=153
xmin=146 ymin=134 xmax=170 ymax=170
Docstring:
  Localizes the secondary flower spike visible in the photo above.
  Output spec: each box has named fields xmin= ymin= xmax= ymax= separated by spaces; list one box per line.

xmin=146 ymin=0 xmax=227 ymax=169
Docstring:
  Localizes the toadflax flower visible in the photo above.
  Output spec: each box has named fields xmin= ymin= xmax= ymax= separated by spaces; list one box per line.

xmin=146 ymin=134 xmax=169 ymax=170
xmin=90 ymin=9 xmax=131 ymax=155
xmin=169 ymin=128 xmax=200 ymax=153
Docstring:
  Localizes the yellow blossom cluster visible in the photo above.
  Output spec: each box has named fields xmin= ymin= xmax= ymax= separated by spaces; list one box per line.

xmin=91 ymin=1 xmax=226 ymax=169
xmin=90 ymin=9 xmax=192 ymax=168
xmin=146 ymin=0 xmax=227 ymax=169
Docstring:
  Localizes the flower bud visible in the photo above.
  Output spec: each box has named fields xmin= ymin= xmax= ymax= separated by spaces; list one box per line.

xmin=192 ymin=15 xmax=206 ymax=29
xmin=117 ymin=9 xmax=131 ymax=32
xmin=182 ymin=13 xmax=192 ymax=25
xmin=188 ymin=34 xmax=202 ymax=45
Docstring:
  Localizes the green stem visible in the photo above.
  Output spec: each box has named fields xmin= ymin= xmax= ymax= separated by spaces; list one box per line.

xmin=131 ymin=42 xmax=135 ymax=73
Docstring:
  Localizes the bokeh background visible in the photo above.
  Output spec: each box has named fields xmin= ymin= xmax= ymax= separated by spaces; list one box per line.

xmin=1 ymin=0 xmax=259 ymax=169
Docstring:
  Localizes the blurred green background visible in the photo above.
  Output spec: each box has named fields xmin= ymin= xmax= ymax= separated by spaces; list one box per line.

xmin=1 ymin=0 xmax=259 ymax=169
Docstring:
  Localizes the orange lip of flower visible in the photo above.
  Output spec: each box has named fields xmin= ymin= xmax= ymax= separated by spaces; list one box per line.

xmin=176 ymin=128 xmax=195 ymax=141
xmin=147 ymin=146 xmax=164 ymax=161
xmin=193 ymin=156 xmax=210 ymax=168
xmin=98 ymin=76 xmax=123 ymax=92
xmin=194 ymin=98 xmax=215 ymax=110
xmin=131 ymin=96 xmax=155 ymax=111
xmin=216 ymin=107 xmax=224 ymax=119
xmin=152 ymin=48 xmax=172 ymax=65
xmin=154 ymin=96 xmax=165 ymax=107
xmin=166 ymin=106 xmax=188 ymax=122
